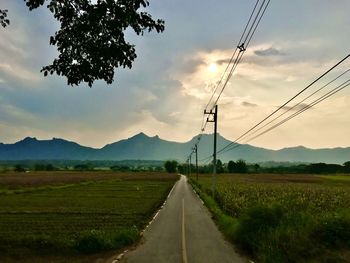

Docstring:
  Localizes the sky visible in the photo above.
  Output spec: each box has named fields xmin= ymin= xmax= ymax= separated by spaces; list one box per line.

xmin=0 ymin=0 xmax=350 ymax=150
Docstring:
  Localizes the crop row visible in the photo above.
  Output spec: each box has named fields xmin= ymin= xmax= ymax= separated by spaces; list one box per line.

xmin=0 ymin=174 xmax=177 ymax=257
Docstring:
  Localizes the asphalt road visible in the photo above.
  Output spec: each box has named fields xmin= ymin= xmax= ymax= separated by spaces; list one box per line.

xmin=117 ymin=175 xmax=246 ymax=263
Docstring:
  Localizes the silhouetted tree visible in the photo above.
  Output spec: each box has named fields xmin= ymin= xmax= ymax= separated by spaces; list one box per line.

xmin=236 ymin=159 xmax=248 ymax=173
xmin=45 ymin=164 xmax=56 ymax=171
xmin=177 ymin=163 xmax=185 ymax=174
xmin=0 ymin=9 xmax=9 ymax=27
xmin=227 ymin=159 xmax=247 ymax=173
xmin=307 ymin=163 xmax=342 ymax=174
xmin=34 ymin=164 xmax=46 ymax=171
xmin=227 ymin=160 xmax=236 ymax=173
xmin=74 ymin=164 xmax=93 ymax=171
xmin=216 ymin=159 xmax=224 ymax=174
xmin=253 ymin=163 xmax=260 ymax=173
xmin=344 ymin=161 xmax=350 ymax=173
xmin=1 ymin=1 xmax=164 ymax=86
xmin=164 ymin=160 xmax=178 ymax=173
xmin=14 ymin=164 xmax=25 ymax=172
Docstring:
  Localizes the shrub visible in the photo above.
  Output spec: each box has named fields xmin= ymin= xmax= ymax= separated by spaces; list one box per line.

xmin=75 ymin=228 xmax=139 ymax=254
xmin=164 ymin=160 xmax=178 ymax=173
xmin=233 ymin=205 xmax=283 ymax=255
xmin=75 ymin=230 xmax=108 ymax=253
xmin=312 ymin=212 xmax=350 ymax=249
xmin=112 ymin=227 xmax=139 ymax=247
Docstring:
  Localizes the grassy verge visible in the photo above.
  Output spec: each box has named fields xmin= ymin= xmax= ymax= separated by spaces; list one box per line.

xmin=189 ymin=174 xmax=350 ymax=263
xmin=0 ymin=172 xmax=178 ymax=262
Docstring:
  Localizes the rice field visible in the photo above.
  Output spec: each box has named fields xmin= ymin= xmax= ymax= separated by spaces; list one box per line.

xmin=0 ymin=171 xmax=178 ymax=262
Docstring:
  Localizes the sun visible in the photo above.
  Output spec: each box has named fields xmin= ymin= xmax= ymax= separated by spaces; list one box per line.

xmin=208 ymin=63 xmax=218 ymax=73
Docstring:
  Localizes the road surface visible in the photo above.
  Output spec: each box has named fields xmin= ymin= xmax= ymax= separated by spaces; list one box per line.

xmin=116 ymin=175 xmax=246 ymax=263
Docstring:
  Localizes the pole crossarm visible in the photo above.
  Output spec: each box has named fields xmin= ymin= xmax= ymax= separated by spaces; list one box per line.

xmin=204 ymin=105 xmax=218 ymax=197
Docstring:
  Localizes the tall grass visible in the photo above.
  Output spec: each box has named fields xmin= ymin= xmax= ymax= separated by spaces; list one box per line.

xmin=190 ymin=174 xmax=350 ymax=263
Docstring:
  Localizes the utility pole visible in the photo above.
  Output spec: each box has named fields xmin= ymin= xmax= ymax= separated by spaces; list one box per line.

xmin=189 ymin=154 xmax=192 ymax=177
xmin=204 ymin=105 xmax=218 ymax=197
xmin=194 ymin=144 xmax=198 ymax=181
xmin=185 ymin=158 xmax=188 ymax=176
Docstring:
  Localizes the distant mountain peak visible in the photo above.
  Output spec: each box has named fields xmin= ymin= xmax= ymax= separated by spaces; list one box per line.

xmin=51 ymin=137 xmax=73 ymax=143
xmin=280 ymin=145 xmax=308 ymax=151
xmin=132 ymin=132 xmax=149 ymax=139
xmin=20 ymin=137 xmax=37 ymax=143
xmin=129 ymin=132 xmax=161 ymax=140
xmin=0 ymin=133 xmax=349 ymax=164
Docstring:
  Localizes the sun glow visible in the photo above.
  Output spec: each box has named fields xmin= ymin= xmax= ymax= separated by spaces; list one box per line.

xmin=208 ymin=63 xmax=218 ymax=73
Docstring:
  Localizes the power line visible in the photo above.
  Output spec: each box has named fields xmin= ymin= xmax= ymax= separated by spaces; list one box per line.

xmin=248 ymin=79 xmax=350 ymax=141
xmin=210 ymin=0 xmax=271 ymax=110
xmin=216 ymin=54 xmax=350 ymax=155
xmin=184 ymin=0 xmax=271 ymax=166
xmin=204 ymin=0 xmax=261 ymax=111
xmin=246 ymin=68 xmax=350 ymax=138
xmin=199 ymin=154 xmax=213 ymax=165
xmin=219 ymin=77 xmax=350 ymax=155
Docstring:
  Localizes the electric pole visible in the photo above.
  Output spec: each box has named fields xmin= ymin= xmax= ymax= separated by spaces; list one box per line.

xmin=185 ymin=158 xmax=188 ymax=176
xmin=204 ymin=105 xmax=218 ymax=197
xmin=189 ymin=154 xmax=192 ymax=177
xmin=194 ymin=144 xmax=198 ymax=181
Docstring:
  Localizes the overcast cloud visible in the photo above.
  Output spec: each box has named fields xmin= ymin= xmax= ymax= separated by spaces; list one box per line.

xmin=0 ymin=0 xmax=350 ymax=150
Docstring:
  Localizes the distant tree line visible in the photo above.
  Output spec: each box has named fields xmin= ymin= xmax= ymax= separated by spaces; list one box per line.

xmin=0 ymin=160 xmax=165 ymax=173
xmin=164 ymin=160 xmax=178 ymax=173
xmin=2 ymin=160 xmax=350 ymax=175
xmin=261 ymin=161 xmax=350 ymax=174
xmin=178 ymin=159 xmax=250 ymax=174
xmin=178 ymin=160 xmax=350 ymax=175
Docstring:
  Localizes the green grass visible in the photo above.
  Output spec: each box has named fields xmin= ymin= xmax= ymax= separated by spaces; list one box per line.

xmin=190 ymin=174 xmax=350 ymax=263
xmin=0 ymin=172 xmax=177 ymax=262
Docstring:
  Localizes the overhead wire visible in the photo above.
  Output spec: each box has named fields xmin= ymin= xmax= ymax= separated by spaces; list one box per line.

xmin=248 ymin=79 xmax=350 ymax=140
xmin=210 ymin=0 xmax=271 ymax=110
xmin=246 ymin=68 xmax=350 ymax=138
xmin=204 ymin=0 xmax=261 ymax=111
xmin=216 ymin=54 xmax=350 ymax=155
xmin=184 ymin=0 xmax=271 ymax=164
xmin=218 ymin=75 xmax=350 ymax=155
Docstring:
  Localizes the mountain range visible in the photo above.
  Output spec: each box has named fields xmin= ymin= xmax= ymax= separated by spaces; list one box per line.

xmin=0 ymin=132 xmax=349 ymax=164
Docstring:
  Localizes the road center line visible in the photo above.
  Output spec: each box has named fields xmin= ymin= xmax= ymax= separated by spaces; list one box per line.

xmin=182 ymin=198 xmax=188 ymax=263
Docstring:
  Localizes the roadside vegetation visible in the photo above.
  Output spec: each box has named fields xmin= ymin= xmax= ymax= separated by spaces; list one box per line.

xmin=0 ymin=171 xmax=178 ymax=262
xmin=164 ymin=160 xmax=178 ymax=173
xmin=190 ymin=173 xmax=350 ymax=263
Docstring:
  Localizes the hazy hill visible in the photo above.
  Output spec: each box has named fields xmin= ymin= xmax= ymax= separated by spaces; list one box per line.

xmin=0 ymin=137 xmax=97 ymax=160
xmin=0 ymin=133 xmax=349 ymax=164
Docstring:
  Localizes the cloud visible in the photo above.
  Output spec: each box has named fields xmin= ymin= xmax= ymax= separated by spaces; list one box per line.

xmin=216 ymin=58 xmax=232 ymax=65
xmin=242 ymin=101 xmax=258 ymax=107
xmin=0 ymin=63 xmax=40 ymax=82
xmin=0 ymin=103 xmax=37 ymax=124
xmin=215 ymin=46 xmax=285 ymax=67
xmin=254 ymin=47 xmax=285 ymax=57
xmin=280 ymin=103 xmax=311 ymax=112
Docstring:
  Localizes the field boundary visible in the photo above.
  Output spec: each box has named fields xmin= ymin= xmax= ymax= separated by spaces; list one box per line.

xmin=187 ymin=178 xmax=251 ymax=261
xmin=140 ymin=178 xmax=178 ymax=235
xmin=108 ymin=176 xmax=180 ymax=263
xmin=188 ymin=175 xmax=350 ymax=263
